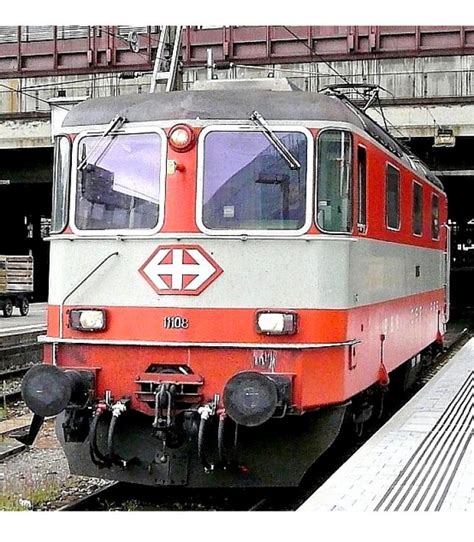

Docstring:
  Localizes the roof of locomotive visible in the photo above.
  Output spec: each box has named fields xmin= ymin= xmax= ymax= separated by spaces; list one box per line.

xmin=63 ymin=88 xmax=364 ymax=126
xmin=62 ymin=86 xmax=444 ymax=190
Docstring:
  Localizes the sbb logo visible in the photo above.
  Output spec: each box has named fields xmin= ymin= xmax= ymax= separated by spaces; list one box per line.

xmin=139 ymin=245 xmax=223 ymax=296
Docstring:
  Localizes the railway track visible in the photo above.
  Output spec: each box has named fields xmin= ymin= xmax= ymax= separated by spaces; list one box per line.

xmin=0 ymin=336 xmax=42 ymax=404
xmin=57 ymin=482 xmax=122 ymax=511
xmin=58 ymin=482 xmax=271 ymax=511
xmin=0 ymin=366 xmax=31 ymax=404
xmin=0 ymin=331 xmax=43 ymax=360
xmin=56 ymin=328 xmax=472 ymax=512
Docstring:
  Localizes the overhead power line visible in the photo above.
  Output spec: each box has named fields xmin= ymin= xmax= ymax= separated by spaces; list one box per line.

xmin=281 ymin=26 xmax=441 ymax=134
xmin=280 ymin=26 xmax=413 ymax=139
xmin=0 ymin=82 xmax=70 ymax=111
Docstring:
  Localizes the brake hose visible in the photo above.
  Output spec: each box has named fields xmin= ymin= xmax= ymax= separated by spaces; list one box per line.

xmin=89 ymin=410 xmax=109 ymax=467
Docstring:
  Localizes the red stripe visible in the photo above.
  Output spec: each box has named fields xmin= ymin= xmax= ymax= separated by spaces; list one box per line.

xmin=49 ymin=289 xmax=446 ymax=413
xmin=48 ymin=288 xmax=445 ymax=348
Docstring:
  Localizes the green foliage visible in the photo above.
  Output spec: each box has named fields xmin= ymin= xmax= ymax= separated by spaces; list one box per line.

xmin=122 ymin=499 xmax=140 ymax=511
xmin=0 ymin=494 xmax=25 ymax=511
xmin=0 ymin=480 xmax=64 ymax=511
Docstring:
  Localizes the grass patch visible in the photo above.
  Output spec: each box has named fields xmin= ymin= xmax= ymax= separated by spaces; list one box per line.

xmin=0 ymin=494 xmax=26 ymax=511
xmin=122 ymin=499 xmax=140 ymax=511
xmin=0 ymin=478 xmax=66 ymax=511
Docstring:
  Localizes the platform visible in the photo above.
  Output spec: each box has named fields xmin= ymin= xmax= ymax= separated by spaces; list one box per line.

xmin=0 ymin=302 xmax=47 ymax=337
xmin=299 ymin=337 xmax=474 ymax=512
xmin=0 ymin=303 xmax=46 ymax=370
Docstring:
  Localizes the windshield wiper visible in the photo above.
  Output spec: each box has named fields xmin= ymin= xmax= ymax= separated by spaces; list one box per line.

xmin=77 ymin=115 xmax=127 ymax=170
xmin=250 ymin=110 xmax=301 ymax=170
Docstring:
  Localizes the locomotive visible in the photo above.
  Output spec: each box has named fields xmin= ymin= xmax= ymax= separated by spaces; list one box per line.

xmin=17 ymin=78 xmax=449 ymax=487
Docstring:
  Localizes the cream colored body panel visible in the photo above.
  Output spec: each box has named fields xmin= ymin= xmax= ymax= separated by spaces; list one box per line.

xmin=48 ymin=236 xmax=445 ymax=309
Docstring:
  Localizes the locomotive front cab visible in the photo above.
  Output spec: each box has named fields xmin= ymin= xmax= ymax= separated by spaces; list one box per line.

xmin=24 ymin=105 xmax=346 ymax=484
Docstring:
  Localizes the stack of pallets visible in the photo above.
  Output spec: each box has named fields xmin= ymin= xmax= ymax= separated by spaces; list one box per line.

xmin=0 ymin=255 xmax=34 ymax=294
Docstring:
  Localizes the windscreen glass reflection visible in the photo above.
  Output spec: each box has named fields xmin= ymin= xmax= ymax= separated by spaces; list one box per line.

xmin=75 ymin=133 xmax=161 ymax=230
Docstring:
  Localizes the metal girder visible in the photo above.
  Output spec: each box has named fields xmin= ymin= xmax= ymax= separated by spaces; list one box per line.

xmin=183 ymin=26 xmax=474 ymax=65
xmin=1 ymin=26 xmax=474 ymax=79
xmin=0 ymin=26 xmax=157 ymax=78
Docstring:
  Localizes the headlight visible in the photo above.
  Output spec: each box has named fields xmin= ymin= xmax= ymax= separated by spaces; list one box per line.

xmin=69 ymin=309 xmax=106 ymax=331
xmin=168 ymin=124 xmax=195 ymax=152
xmin=256 ymin=311 xmax=297 ymax=335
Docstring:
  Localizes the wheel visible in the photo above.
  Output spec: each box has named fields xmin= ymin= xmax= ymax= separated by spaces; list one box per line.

xmin=354 ymin=421 xmax=365 ymax=438
xmin=2 ymin=298 xmax=13 ymax=317
xmin=19 ymin=297 xmax=30 ymax=316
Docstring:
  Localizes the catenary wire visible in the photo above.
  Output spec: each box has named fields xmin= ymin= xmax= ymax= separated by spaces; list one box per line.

xmin=282 ymin=26 xmax=441 ymax=133
xmin=280 ymin=26 xmax=410 ymax=139
xmin=0 ymin=82 xmax=70 ymax=110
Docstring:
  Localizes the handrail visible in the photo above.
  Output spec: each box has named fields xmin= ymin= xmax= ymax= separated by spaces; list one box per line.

xmin=442 ymin=224 xmax=451 ymax=324
xmin=59 ymin=251 xmax=119 ymax=339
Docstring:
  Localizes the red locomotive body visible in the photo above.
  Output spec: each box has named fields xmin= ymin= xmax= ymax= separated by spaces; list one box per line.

xmin=19 ymin=80 xmax=448 ymax=487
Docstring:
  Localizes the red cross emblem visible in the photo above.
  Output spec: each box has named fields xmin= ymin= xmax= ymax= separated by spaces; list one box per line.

xmin=139 ymin=244 xmax=223 ymax=296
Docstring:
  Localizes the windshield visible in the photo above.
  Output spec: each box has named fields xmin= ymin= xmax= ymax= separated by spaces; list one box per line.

xmin=74 ymin=132 xmax=162 ymax=231
xmin=201 ymin=130 xmax=308 ymax=231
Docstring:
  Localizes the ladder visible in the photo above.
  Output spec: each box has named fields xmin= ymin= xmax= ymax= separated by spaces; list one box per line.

xmin=149 ymin=26 xmax=183 ymax=93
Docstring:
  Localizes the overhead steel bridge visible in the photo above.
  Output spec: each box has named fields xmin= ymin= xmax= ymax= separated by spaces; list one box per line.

xmin=0 ymin=26 xmax=473 ymax=78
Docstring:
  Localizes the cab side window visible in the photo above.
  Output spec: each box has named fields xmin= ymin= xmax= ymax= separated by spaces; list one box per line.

xmin=357 ymin=146 xmax=367 ymax=231
xmin=412 ymin=181 xmax=423 ymax=236
xmin=317 ymin=130 xmax=352 ymax=233
xmin=431 ymin=193 xmax=440 ymax=239
xmin=386 ymin=164 xmax=400 ymax=230
xmin=51 ymin=135 xmax=71 ymax=233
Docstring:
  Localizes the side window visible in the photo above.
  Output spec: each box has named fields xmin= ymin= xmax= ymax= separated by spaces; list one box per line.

xmin=357 ymin=146 xmax=367 ymax=231
xmin=51 ymin=136 xmax=71 ymax=233
xmin=385 ymin=164 xmax=400 ymax=230
xmin=431 ymin=193 xmax=440 ymax=239
xmin=412 ymin=181 xmax=423 ymax=236
xmin=317 ymin=130 xmax=352 ymax=233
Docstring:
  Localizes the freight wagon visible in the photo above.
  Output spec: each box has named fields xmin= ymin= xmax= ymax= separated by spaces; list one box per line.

xmin=0 ymin=255 xmax=33 ymax=317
